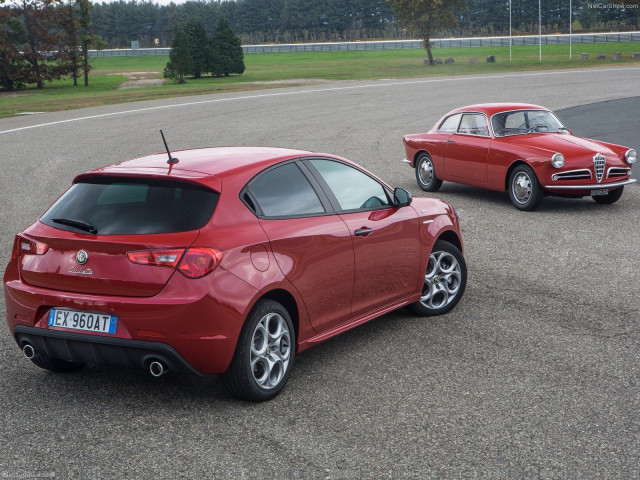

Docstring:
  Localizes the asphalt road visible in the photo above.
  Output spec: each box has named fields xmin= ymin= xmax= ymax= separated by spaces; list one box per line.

xmin=1 ymin=66 xmax=639 ymax=479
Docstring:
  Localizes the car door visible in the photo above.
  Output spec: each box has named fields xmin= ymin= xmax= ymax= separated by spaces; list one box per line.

xmin=244 ymin=160 xmax=355 ymax=333
xmin=444 ymin=112 xmax=490 ymax=183
xmin=306 ymin=158 xmax=422 ymax=319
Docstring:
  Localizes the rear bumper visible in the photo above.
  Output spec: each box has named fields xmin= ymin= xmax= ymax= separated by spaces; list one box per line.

xmin=14 ymin=325 xmax=204 ymax=376
xmin=544 ymin=178 xmax=637 ymax=190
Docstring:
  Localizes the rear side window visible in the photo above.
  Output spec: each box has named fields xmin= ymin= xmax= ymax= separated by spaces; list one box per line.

xmin=248 ymin=162 xmax=325 ymax=217
xmin=41 ymin=178 xmax=219 ymax=235
xmin=438 ymin=114 xmax=462 ymax=133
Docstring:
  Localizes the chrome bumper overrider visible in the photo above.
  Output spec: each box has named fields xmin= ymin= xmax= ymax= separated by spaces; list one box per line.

xmin=544 ymin=178 xmax=637 ymax=190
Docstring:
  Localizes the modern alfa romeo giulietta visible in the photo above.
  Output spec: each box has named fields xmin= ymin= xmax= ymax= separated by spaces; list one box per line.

xmin=4 ymin=145 xmax=466 ymax=401
xmin=402 ymin=103 xmax=637 ymax=210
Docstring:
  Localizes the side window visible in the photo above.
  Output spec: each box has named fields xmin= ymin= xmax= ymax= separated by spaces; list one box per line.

xmin=438 ymin=113 xmax=462 ymax=133
xmin=458 ymin=113 xmax=490 ymax=136
xmin=249 ymin=162 xmax=325 ymax=217
xmin=309 ymin=159 xmax=390 ymax=211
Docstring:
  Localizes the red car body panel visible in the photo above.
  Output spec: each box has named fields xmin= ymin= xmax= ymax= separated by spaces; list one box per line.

xmin=403 ymin=103 xmax=636 ymax=196
xmin=4 ymin=147 xmax=463 ymax=376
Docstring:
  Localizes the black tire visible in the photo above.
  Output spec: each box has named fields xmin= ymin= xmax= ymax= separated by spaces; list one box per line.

xmin=408 ymin=240 xmax=467 ymax=317
xmin=508 ymin=164 xmax=544 ymax=211
xmin=592 ymin=186 xmax=624 ymax=204
xmin=223 ymin=299 xmax=295 ymax=402
xmin=415 ymin=152 xmax=443 ymax=192
xmin=29 ymin=354 xmax=85 ymax=373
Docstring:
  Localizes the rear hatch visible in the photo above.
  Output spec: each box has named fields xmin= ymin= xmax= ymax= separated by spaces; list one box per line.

xmin=20 ymin=175 xmax=219 ymax=297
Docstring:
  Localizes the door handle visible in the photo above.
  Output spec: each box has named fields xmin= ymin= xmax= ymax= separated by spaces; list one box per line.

xmin=447 ymin=139 xmax=456 ymax=144
xmin=354 ymin=227 xmax=373 ymax=237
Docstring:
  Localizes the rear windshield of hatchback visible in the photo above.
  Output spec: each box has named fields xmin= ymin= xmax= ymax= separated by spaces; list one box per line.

xmin=40 ymin=177 xmax=219 ymax=235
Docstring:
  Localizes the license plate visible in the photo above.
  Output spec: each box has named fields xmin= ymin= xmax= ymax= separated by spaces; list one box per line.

xmin=48 ymin=309 xmax=117 ymax=334
xmin=591 ymin=189 xmax=608 ymax=196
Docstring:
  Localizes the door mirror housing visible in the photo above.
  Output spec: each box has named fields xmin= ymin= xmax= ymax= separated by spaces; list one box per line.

xmin=393 ymin=187 xmax=412 ymax=207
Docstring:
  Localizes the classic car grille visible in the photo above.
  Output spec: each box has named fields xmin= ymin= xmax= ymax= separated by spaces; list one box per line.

xmin=551 ymin=169 xmax=592 ymax=181
xmin=607 ymin=167 xmax=631 ymax=178
xmin=593 ymin=154 xmax=606 ymax=183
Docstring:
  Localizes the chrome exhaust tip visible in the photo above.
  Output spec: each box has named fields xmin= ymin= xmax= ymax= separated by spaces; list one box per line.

xmin=149 ymin=360 xmax=167 ymax=377
xmin=22 ymin=344 xmax=35 ymax=360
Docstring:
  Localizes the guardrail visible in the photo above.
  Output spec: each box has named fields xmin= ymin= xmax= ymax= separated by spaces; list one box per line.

xmin=89 ymin=32 xmax=640 ymax=57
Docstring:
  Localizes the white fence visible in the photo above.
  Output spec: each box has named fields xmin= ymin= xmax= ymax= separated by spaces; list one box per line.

xmin=89 ymin=32 xmax=640 ymax=57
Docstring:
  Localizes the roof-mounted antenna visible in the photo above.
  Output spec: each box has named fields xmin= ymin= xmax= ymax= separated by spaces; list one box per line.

xmin=160 ymin=130 xmax=179 ymax=165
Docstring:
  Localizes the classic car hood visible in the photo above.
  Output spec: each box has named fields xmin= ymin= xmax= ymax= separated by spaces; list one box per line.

xmin=507 ymin=134 xmax=615 ymax=156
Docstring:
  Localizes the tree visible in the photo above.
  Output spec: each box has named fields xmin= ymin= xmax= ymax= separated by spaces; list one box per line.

xmin=209 ymin=17 xmax=245 ymax=77
xmin=387 ymin=0 xmax=467 ymax=65
xmin=0 ymin=8 xmax=29 ymax=90
xmin=184 ymin=19 xmax=208 ymax=78
xmin=10 ymin=0 xmax=71 ymax=89
xmin=163 ymin=25 xmax=193 ymax=83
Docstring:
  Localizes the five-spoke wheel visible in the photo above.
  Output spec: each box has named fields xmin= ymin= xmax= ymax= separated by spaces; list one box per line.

xmin=409 ymin=240 xmax=467 ymax=316
xmin=224 ymin=299 xmax=295 ymax=401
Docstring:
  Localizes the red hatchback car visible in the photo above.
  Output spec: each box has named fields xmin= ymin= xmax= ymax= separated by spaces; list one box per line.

xmin=4 ymin=146 xmax=466 ymax=401
xmin=403 ymin=103 xmax=637 ymax=210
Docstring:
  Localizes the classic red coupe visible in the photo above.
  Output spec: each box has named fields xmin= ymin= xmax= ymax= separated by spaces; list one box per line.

xmin=4 ymin=146 xmax=466 ymax=401
xmin=402 ymin=103 xmax=637 ymax=210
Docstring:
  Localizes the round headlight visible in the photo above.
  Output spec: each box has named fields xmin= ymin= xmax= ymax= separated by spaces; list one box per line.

xmin=551 ymin=153 xmax=565 ymax=168
xmin=625 ymin=149 xmax=637 ymax=165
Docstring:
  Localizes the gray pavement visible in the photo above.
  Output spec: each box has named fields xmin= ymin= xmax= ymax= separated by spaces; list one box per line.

xmin=0 ymin=66 xmax=639 ymax=479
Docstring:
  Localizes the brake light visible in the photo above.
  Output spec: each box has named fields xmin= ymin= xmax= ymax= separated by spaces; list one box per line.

xmin=127 ymin=247 xmax=221 ymax=279
xmin=177 ymin=248 xmax=222 ymax=278
xmin=127 ymin=249 xmax=185 ymax=267
xmin=11 ymin=235 xmax=49 ymax=261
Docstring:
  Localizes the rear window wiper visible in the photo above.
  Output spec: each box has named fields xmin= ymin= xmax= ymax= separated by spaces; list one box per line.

xmin=51 ymin=218 xmax=98 ymax=234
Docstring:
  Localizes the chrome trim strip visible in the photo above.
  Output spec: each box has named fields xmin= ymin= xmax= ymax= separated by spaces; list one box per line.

xmin=551 ymin=169 xmax=592 ymax=181
xmin=606 ymin=167 xmax=631 ymax=178
xmin=422 ymin=220 xmax=434 ymax=224
xmin=545 ymin=179 xmax=637 ymax=190
xmin=402 ymin=158 xmax=411 ymax=164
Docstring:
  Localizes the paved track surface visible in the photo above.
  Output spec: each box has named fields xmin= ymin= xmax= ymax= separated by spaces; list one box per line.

xmin=1 ymin=66 xmax=639 ymax=479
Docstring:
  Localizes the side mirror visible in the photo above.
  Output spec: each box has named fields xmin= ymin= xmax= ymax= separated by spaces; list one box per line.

xmin=393 ymin=187 xmax=412 ymax=207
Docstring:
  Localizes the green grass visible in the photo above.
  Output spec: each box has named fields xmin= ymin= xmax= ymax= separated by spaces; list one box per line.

xmin=2 ymin=42 xmax=639 ymax=119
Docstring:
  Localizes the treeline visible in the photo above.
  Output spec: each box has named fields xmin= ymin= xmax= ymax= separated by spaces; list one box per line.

xmin=90 ymin=0 xmax=639 ymax=49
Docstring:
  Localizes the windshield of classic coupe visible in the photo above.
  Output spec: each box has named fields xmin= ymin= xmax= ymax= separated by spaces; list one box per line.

xmin=492 ymin=110 xmax=565 ymax=137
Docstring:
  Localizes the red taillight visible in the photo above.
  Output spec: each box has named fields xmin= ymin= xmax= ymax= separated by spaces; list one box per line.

xmin=127 ymin=247 xmax=221 ymax=279
xmin=127 ymin=249 xmax=185 ymax=268
xmin=177 ymin=248 xmax=222 ymax=278
xmin=11 ymin=234 xmax=49 ymax=261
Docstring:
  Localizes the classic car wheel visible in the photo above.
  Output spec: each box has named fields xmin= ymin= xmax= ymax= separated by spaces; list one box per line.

xmin=224 ymin=299 xmax=295 ymax=402
xmin=408 ymin=240 xmax=467 ymax=317
xmin=508 ymin=165 xmax=544 ymax=211
xmin=415 ymin=153 xmax=443 ymax=192
xmin=592 ymin=186 xmax=624 ymax=204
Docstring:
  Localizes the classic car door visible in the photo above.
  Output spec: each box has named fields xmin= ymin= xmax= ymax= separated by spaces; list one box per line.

xmin=444 ymin=112 xmax=491 ymax=183
xmin=306 ymin=158 xmax=422 ymax=319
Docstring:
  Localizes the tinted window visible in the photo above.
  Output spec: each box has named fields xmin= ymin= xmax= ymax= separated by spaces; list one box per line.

xmin=249 ymin=163 xmax=325 ymax=217
xmin=41 ymin=178 xmax=219 ymax=235
xmin=458 ymin=113 xmax=489 ymax=136
xmin=309 ymin=159 xmax=390 ymax=211
xmin=438 ymin=114 xmax=462 ymax=133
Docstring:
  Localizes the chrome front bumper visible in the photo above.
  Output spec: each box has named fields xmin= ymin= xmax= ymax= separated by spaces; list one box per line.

xmin=544 ymin=178 xmax=637 ymax=190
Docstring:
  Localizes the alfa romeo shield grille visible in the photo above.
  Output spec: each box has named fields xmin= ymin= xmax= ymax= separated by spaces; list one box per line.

xmin=593 ymin=153 xmax=606 ymax=183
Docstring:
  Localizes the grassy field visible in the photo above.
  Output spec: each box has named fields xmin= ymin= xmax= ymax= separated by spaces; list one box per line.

xmin=2 ymin=42 xmax=639 ymax=119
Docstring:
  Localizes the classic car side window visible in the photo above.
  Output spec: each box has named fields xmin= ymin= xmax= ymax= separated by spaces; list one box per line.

xmin=438 ymin=114 xmax=462 ymax=133
xmin=249 ymin=162 xmax=325 ymax=217
xmin=458 ymin=113 xmax=490 ymax=136
xmin=309 ymin=159 xmax=390 ymax=211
